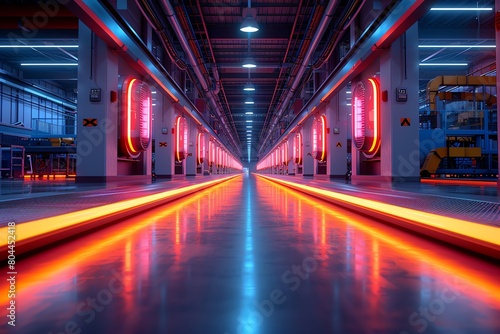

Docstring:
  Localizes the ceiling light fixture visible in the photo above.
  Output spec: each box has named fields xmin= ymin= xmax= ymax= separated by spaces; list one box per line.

xmin=246 ymin=120 xmax=253 ymax=123
xmin=245 ymin=97 xmax=255 ymax=104
xmin=240 ymin=16 xmax=259 ymax=33
xmin=242 ymin=28 xmax=257 ymax=68
xmin=430 ymin=7 xmax=492 ymax=11
xmin=21 ymin=63 xmax=78 ymax=66
xmin=418 ymin=45 xmax=495 ymax=48
xmin=0 ymin=45 xmax=78 ymax=48
xmin=245 ymin=111 xmax=254 ymax=115
xmin=240 ymin=0 xmax=259 ymax=33
xmin=242 ymin=57 xmax=257 ymax=68
xmin=419 ymin=63 xmax=468 ymax=66
xmin=244 ymin=81 xmax=255 ymax=91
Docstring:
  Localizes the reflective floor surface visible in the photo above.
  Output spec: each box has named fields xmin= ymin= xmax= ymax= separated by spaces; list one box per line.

xmin=1 ymin=174 xmax=499 ymax=334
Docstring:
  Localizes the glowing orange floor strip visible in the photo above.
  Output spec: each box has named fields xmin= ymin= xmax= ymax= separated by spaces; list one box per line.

xmin=420 ymin=178 xmax=497 ymax=187
xmin=256 ymin=174 xmax=500 ymax=258
xmin=0 ymin=178 xmax=240 ymax=307
xmin=261 ymin=178 xmax=500 ymax=300
xmin=0 ymin=175 xmax=241 ymax=255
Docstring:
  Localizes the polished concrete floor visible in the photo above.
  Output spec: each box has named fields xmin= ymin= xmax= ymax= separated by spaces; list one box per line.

xmin=2 ymin=174 xmax=499 ymax=334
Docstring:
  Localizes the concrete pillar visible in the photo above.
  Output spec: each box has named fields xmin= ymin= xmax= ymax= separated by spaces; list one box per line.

xmin=496 ymin=1 xmax=500 ymax=187
xmin=302 ymin=119 xmax=314 ymax=177
xmin=379 ymin=23 xmax=420 ymax=182
xmin=76 ymin=22 xmax=118 ymax=182
xmin=326 ymin=88 xmax=349 ymax=179
xmin=185 ymin=119 xmax=198 ymax=177
xmin=153 ymin=96 xmax=175 ymax=178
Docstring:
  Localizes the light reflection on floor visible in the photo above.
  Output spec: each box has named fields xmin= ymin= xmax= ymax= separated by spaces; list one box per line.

xmin=1 ymin=174 xmax=499 ymax=334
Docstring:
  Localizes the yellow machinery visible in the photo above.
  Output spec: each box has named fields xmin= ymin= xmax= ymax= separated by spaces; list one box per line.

xmin=420 ymin=147 xmax=482 ymax=176
xmin=426 ymin=75 xmax=496 ymax=112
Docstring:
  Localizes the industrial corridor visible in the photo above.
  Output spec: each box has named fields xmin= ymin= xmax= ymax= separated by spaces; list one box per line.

xmin=2 ymin=174 xmax=499 ymax=334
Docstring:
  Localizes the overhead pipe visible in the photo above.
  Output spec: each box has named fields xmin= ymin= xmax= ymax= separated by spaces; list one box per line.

xmin=260 ymin=7 xmax=322 ymax=151
xmin=313 ymin=0 xmax=366 ymax=69
xmin=159 ymin=0 xmax=241 ymax=155
xmin=196 ymin=0 xmax=221 ymax=96
xmin=193 ymin=0 xmax=238 ymax=140
xmin=135 ymin=0 xmax=187 ymax=70
xmin=66 ymin=0 xmax=237 ymax=158
xmin=159 ymin=0 xmax=208 ymax=91
xmin=258 ymin=0 xmax=339 ymax=155
xmin=260 ymin=0 xmax=306 ymax=145
xmin=258 ymin=0 xmax=429 ymax=160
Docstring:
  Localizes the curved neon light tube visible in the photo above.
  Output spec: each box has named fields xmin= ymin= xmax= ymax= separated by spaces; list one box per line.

xmin=175 ymin=116 xmax=181 ymax=162
xmin=127 ymin=78 xmax=137 ymax=154
xmin=320 ymin=115 xmax=327 ymax=162
xmin=367 ymin=78 xmax=380 ymax=154
xmin=197 ymin=133 xmax=205 ymax=165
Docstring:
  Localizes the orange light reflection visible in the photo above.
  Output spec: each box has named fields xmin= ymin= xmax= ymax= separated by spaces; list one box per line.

xmin=0 ymin=176 xmax=243 ymax=307
xmin=0 ymin=175 xmax=240 ymax=253
xmin=421 ymin=179 xmax=497 ymax=187
xmin=367 ymin=78 xmax=381 ymax=154
xmin=256 ymin=174 xmax=500 ymax=301
xmin=256 ymin=175 xmax=500 ymax=253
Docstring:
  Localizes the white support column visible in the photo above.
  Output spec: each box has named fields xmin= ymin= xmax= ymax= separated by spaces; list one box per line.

xmin=153 ymin=97 xmax=175 ymax=179
xmin=302 ymin=118 xmax=314 ymax=177
xmin=202 ymin=134 xmax=210 ymax=175
xmin=76 ymin=22 xmax=118 ymax=182
xmin=326 ymin=88 xmax=349 ymax=179
xmin=185 ymin=119 xmax=198 ymax=177
xmin=379 ymin=23 xmax=420 ymax=182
